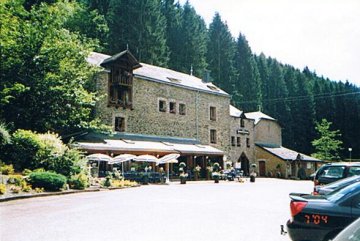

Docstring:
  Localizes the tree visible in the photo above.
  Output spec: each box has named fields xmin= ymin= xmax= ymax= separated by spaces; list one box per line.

xmin=233 ymin=33 xmax=261 ymax=111
xmin=107 ymin=0 xmax=169 ymax=66
xmin=176 ymin=1 xmax=208 ymax=77
xmin=0 ymin=0 xmax=99 ymax=136
xmin=312 ymin=119 xmax=343 ymax=161
xmin=207 ymin=13 xmax=236 ymax=93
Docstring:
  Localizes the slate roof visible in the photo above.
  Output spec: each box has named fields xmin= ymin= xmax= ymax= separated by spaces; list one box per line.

xmin=245 ymin=111 xmax=276 ymax=125
xmin=256 ymin=143 xmax=321 ymax=162
xmin=229 ymin=105 xmax=243 ymax=117
xmin=87 ymin=52 xmax=229 ymax=97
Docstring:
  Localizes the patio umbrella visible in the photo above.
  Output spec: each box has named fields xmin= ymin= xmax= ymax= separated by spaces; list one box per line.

xmin=133 ymin=154 xmax=159 ymax=163
xmin=86 ymin=153 xmax=113 ymax=178
xmin=157 ymin=153 xmax=180 ymax=183
xmin=157 ymin=153 xmax=180 ymax=165
xmin=86 ymin=153 xmax=113 ymax=162
xmin=111 ymin=154 xmax=137 ymax=175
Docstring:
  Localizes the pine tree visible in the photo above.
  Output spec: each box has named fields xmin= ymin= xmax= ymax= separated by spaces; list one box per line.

xmin=176 ymin=1 xmax=208 ymax=77
xmin=207 ymin=13 xmax=236 ymax=93
xmin=107 ymin=0 xmax=169 ymax=66
xmin=233 ymin=33 xmax=262 ymax=111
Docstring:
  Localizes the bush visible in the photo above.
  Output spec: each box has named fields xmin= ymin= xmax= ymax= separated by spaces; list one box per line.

xmin=0 ymin=184 xmax=6 ymax=194
xmin=29 ymin=171 xmax=67 ymax=191
xmin=22 ymin=169 xmax=33 ymax=176
xmin=6 ymin=130 xmax=85 ymax=177
xmin=0 ymin=164 xmax=14 ymax=175
xmin=68 ymin=172 xmax=89 ymax=190
xmin=7 ymin=174 xmax=24 ymax=186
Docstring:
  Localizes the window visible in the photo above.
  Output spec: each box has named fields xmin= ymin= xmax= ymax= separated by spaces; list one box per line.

xmin=169 ymin=102 xmax=176 ymax=114
xmin=237 ymin=137 xmax=241 ymax=147
xmin=319 ymin=166 xmax=345 ymax=179
xmin=246 ymin=138 xmax=250 ymax=148
xmin=210 ymin=129 xmax=217 ymax=144
xmin=179 ymin=103 xmax=186 ymax=115
xmin=348 ymin=167 xmax=360 ymax=176
xmin=115 ymin=117 xmax=125 ymax=132
xmin=240 ymin=118 xmax=245 ymax=127
xmin=210 ymin=106 xmax=216 ymax=121
xmin=159 ymin=100 xmax=166 ymax=112
xmin=231 ymin=136 xmax=235 ymax=146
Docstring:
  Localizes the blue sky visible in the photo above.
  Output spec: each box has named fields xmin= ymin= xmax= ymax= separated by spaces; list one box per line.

xmin=180 ymin=0 xmax=360 ymax=86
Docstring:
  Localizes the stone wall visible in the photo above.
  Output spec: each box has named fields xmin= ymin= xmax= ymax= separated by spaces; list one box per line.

xmin=255 ymin=146 xmax=285 ymax=177
xmin=95 ymin=73 xmax=231 ymax=154
xmin=254 ymin=120 xmax=282 ymax=146
xmin=228 ymin=116 xmax=255 ymax=164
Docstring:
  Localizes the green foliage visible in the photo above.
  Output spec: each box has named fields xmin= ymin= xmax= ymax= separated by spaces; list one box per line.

xmin=7 ymin=174 xmax=24 ymax=186
xmin=0 ymin=164 xmax=15 ymax=175
xmin=0 ymin=0 xmax=100 ymax=135
xmin=68 ymin=172 xmax=89 ymax=190
xmin=0 ymin=184 xmax=6 ymax=194
xmin=29 ymin=171 xmax=67 ymax=191
xmin=0 ymin=123 xmax=11 ymax=146
xmin=107 ymin=0 xmax=169 ymax=66
xmin=312 ymin=119 xmax=343 ymax=161
xmin=6 ymin=129 xmax=85 ymax=176
xmin=102 ymin=175 xmax=112 ymax=187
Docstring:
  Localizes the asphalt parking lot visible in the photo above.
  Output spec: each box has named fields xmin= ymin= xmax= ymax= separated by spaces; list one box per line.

xmin=0 ymin=178 xmax=313 ymax=241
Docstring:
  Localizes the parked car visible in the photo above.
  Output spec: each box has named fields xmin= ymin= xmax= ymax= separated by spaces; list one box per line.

xmin=314 ymin=162 xmax=360 ymax=186
xmin=286 ymin=182 xmax=360 ymax=241
xmin=313 ymin=175 xmax=360 ymax=195
xmin=332 ymin=218 xmax=360 ymax=241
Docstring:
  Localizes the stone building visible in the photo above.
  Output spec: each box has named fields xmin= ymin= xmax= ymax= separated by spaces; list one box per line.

xmin=245 ymin=112 xmax=321 ymax=179
xmin=77 ymin=50 xmax=235 ymax=176
xmin=76 ymin=50 xmax=319 ymax=179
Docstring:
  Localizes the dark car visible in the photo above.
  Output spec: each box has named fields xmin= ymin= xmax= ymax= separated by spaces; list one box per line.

xmin=314 ymin=162 xmax=360 ymax=186
xmin=314 ymin=175 xmax=360 ymax=195
xmin=286 ymin=182 xmax=360 ymax=241
xmin=332 ymin=218 xmax=360 ymax=241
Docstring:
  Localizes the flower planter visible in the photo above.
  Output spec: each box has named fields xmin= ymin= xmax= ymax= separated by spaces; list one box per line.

xmin=180 ymin=179 xmax=186 ymax=184
xmin=214 ymin=179 xmax=219 ymax=183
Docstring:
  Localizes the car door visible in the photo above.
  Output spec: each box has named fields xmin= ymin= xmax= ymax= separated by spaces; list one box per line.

xmin=351 ymin=193 xmax=360 ymax=218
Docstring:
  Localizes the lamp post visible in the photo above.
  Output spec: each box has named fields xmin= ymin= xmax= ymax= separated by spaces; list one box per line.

xmin=348 ymin=148 xmax=352 ymax=162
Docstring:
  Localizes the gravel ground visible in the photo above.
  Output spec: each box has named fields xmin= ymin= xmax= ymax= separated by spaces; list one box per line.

xmin=0 ymin=178 xmax=313 ymax=241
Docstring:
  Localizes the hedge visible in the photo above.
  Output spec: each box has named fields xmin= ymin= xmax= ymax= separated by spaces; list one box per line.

xmin=29 ymin=171 xmax=67 ymax=191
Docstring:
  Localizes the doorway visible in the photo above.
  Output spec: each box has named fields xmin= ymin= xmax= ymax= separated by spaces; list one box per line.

xmin=259 ymin=161 xmax=266 ymax=176
xmin=239 ymin=153 xmax=250 ymax=176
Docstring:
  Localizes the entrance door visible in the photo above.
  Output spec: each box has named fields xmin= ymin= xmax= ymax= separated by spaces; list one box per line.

xmin=239 ymin=153 xmax=250 ymax=176
xmin=259 ymin=161 xmax=266 ymax=176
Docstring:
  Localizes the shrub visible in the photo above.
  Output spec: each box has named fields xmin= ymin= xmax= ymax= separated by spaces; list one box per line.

xmin=22 ymin=169 xmax=32 ymax=176
xmin=68 ymin=172 xmax=89 ymax=190
xmin=7 ymin=174 xmax=24 ymax=186
xmin=34 ymin=187 xmax=44 ymax=193
xmin=10 ymin=185 xmax=21 ymax=193
xmin=7 ymin=130 xmax=86 ymax=177
xmin=21 ymin=181 xmax=32 ymax=192
xmin=102 ymin=176 xmax=112 ymax=187
xmin=0 ymin=184 xmax=6 ymax=194
xmin=29 ymin=171 xmax=67 ymax=191
xmin=0 ymin=164 xmax=14 ymax=175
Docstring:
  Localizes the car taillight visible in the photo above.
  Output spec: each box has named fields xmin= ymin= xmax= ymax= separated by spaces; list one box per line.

xmin=290 ymin=201 xmax=307 ymax=217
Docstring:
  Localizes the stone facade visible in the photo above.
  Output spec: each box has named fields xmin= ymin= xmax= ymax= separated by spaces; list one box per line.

xmin=228 ymin=115 xmax=255 ymax=169
xmin=95 ymin=71 xmax=232 ymax=155
xmin=254 ymin=119 xmax=282 ymax=146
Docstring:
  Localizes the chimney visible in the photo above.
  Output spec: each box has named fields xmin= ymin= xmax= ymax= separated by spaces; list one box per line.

xmin=202 ymin=70 xmax=212 ymax=83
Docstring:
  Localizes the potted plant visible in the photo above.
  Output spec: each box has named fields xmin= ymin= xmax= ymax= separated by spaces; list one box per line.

xmin=212 ymin=172 xmax=220 ymax=183
xmin=193 ymin=165 xmax=201 ymax=181
xmin=179 ymin=172 xmax=188 ymax=184
xmin=206 ymin=166 xmax=212 ymax=180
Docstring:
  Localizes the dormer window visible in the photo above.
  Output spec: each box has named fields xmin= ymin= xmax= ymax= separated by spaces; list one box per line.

xmin=240 ymin=118 xmax=245 ymax=127
xmin=102 ymin=50 xmax=141 ymax=109
xmin=108 ymin=67 xmax=133 ymax=108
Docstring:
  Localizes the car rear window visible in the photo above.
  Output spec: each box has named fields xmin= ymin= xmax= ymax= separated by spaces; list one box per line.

xmin=326 ymin=183 xmax=359 ymax=203
xmin=319 ymin=166 xmax=345 ymax=178
xmin=348 ymin=166 xmax=360 ymax=176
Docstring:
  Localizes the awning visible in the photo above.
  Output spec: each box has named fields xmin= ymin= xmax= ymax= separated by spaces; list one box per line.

xmin=75 ymin=139 xmax=224 ymax=156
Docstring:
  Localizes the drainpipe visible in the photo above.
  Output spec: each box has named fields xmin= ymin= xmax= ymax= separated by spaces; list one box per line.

xmin=195 ymin=90 xmax=199 ymax=141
